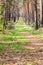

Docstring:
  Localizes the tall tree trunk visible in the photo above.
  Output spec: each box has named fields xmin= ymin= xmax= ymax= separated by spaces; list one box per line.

xmin=27 ymin=1 xmax=29 ymax=24
xmin=35 ymin=0 xmax=39 ymax=29
xmin=3 ymin=1 xmax=11 ymax=29
xmin=42 ymin=0 xmax=43 ymax=26
xmin=31 ymin=2 xmax=35 ymax=22
xmin=40 ymin=0 xmax=42 ymax=27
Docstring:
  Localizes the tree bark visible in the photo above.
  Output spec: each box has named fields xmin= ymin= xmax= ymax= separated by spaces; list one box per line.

xmin=42 ymin=0 xmax=43 ymax=26
xmin=35 ymin=0 xmax=39 ymax=29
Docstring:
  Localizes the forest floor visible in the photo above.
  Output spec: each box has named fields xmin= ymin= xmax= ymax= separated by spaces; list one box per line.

xmin=0 ymin=19 xmax=43 ymax=65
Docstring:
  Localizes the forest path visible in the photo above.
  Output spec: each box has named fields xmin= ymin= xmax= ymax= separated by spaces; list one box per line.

xmin=0 ymin=32 xmax=43 ymax=65
xmin=0 ymin=19 xmax=43 ymax=65
xmin=20 ymin=32 xmax=43 ymax=65
xmin=21 ymin=32 xmax=43 ymax=46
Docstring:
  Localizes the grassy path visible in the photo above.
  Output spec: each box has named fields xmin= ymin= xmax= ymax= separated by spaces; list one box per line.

xmin=0 ymin=20 xmax=43 ymax=65
xmin=0 ymin=32 xmax=43 ymax=65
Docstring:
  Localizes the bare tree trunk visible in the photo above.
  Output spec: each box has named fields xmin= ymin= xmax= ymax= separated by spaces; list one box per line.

xmin=27 ymin=1 xmax=29 ymax=24
xmin=31 ymin=2 xmax=35 ymax=22
xmin=40 ymin=0 xmax=42 ymax=27
xmin=35 ymin=0 xmax=39 ymax=29
xmin=42 ymin=0 xmax=43 ymax=27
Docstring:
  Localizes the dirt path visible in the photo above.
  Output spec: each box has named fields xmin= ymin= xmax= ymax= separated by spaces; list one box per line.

xmin=21 ymin=32 xmax=43 ymax=51
xmin=21 ymin=32 xmax=43 ymax=65
xmin=0 ymin=32 xmax=43 ymax=65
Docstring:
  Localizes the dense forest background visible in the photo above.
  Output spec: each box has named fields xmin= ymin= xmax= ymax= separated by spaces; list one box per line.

xmin=0 ymin=0 xmax=43 ymax=30
xmin=0 ymin=0 xmax=43 ymax=65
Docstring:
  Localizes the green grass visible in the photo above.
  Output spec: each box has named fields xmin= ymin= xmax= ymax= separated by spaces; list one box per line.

xmin=0 ymin=42 xmax=28 ymax=53
xmin=26 ymin=62 xmax=36 ymax=65
xmin=15 ymin=20 xmax=29 ymax=32
xmin=27 ymin=26 xmax=43 ymax=40
xmin=10 ymin=42 xmax=23 ymax=51
xmin=0 ymin=31 xmax=29 ymax=42
xmin=0 ymin=43 xmax=8 ymax=53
